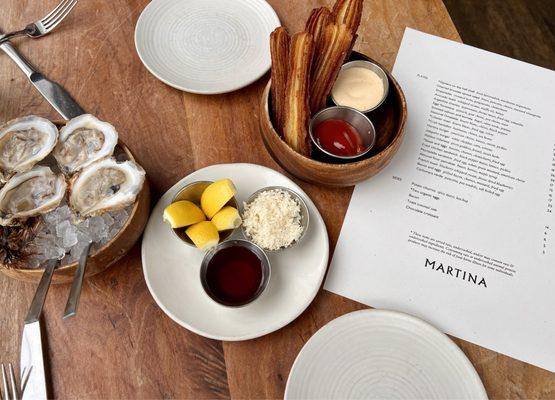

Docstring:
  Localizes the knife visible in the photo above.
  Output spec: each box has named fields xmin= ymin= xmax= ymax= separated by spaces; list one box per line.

xmin=19 ymin=260 xmax=56 ymax=400
xmin=0 ymin=31 xmax=84 ymax=121
xmin=20 ymin=321 xmax=47 ymax=400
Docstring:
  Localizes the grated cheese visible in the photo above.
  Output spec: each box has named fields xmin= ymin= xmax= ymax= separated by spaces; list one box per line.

xmin=242 ymin=189 xmax=303 ymax=250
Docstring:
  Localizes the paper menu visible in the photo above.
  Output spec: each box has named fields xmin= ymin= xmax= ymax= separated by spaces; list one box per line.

xmin=324 ymin=28 xmax=555 ymax=371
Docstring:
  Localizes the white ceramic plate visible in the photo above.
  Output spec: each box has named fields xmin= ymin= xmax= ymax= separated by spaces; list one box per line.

xmin=286 ymin=310 xmax=488 ymax=400
xmin=134 ymin=0 xmax=280 ymax=94
xmin=141 ymin=163 xmax=329 ymax=340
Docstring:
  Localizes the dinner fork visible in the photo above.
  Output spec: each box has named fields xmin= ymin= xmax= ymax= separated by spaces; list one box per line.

xmin=1 ymin=363 xmax=31 ymax=400
xmin=0 ymin=0 xmax=79 ymax=44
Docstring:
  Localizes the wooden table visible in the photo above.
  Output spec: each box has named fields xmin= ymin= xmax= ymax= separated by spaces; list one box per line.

xmin=1 ymin=0 xmax=554 ymax=398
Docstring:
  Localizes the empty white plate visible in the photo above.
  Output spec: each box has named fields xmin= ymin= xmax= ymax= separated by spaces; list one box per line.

xmin=286 ymin=310 xmax=487 ymax=399
xmin=141 ymin=163 xmax=329 ymax=340
xmin=135 ymin=0 xmax=280 ymax=94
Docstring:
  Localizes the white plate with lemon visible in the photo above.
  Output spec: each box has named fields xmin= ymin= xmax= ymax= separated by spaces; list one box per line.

xmin=141 ymin=163 xmax=329 ymax=340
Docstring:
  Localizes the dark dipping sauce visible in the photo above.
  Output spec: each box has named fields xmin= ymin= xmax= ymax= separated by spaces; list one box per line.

xmin=313 ymin=119 xmax=366 ymax=157
xmin=205 ymin=245 xmax=263 ymax=306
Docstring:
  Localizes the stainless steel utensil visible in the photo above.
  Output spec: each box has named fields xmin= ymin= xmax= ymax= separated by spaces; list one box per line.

xmin=0 ymin=31 xmax=85 ymax=120
xmin=0 ymin=0 xmax=79 ymax=44
xmin=25 ymin=260 xmax=57 ymax=325
xmin=19 ymin=259 xmax=57 ymax=400
xmin=20 ymin=321 xmax=47 ymax=400
xmin=1 ymin=363 xmax=32 ymax=400
xmin=0 ymin=363 xmax=17 ymax=400
xmin=63 ymin=242 xmax=92 ymax=319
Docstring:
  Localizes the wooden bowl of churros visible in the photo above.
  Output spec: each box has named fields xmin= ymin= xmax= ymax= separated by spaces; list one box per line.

xmin=259 ymin=0 xmax=407 ymax=187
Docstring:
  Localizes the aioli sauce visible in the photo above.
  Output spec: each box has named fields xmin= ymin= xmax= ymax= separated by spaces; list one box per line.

xmin=314 ymin=119 xmax=365 ymax=157
xmin=332 ymin=67 xmax=385 ymax=111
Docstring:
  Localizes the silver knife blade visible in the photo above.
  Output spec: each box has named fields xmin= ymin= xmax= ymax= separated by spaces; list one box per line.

xmin=20 ymin=321 xmax=47 ymax=400
xmin=0 ymin=28 xmax=84 ymax=121
xmin=29 ymin=72 xmax=85 ymax=120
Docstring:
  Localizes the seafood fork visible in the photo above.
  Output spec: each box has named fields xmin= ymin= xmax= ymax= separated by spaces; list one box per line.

xmin=1 ymin=363 xmax=32 ymax=400
xmin=0 ymin=0 xmax=79 ymax=44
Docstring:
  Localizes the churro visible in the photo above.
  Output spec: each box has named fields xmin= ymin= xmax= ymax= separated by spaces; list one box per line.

xmin=305 ymin=7 xmax=332 ymax=58
xmin=332 ymin=0 xmax=363 ymax=35
xmin=309 ymin=23 xmax=353 ymax=113
xmin=283 ymin=32 xmax=314 ymax=157
xmin=268 ymin=0 xmax=365 ymax=156
xmin=270 ymin=27 xmax=290 ymax=135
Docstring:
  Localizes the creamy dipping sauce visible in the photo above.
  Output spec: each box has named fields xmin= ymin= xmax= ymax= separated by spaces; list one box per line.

xmin=331 ymin=67 xmax=385 ymax=112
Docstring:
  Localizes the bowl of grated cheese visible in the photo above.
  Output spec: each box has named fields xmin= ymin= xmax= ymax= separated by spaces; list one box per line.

xmin=241 ymin=187 xmax=309 ymax=251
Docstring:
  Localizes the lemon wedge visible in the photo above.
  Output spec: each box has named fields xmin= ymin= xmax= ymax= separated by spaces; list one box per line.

xmin=201 ymin=179 xmax=237 ymax=219
xmin=211 ymin=206 xmax=242 ymax=231
xmin=163 ymin=200 xmax=206 ymax=229
xmin=185 ymin=221 xmax=219 ymax=250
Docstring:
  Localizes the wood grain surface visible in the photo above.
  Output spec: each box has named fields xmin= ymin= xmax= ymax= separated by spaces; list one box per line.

xmin=444 ymin=0 xmax=555 ymax=71
xmin=0 ymin=0 xmax=554 ymax=398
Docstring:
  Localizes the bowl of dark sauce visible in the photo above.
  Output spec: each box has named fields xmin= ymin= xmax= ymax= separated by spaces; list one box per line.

xmin=200 ymin=239 xmax=271 ymax=307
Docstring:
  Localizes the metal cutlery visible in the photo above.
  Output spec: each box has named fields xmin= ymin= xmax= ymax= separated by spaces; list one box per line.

xmin=63 ymin=242 xmax=92 ymax=319
xmin=19 ymin=260 xmax=57 ymax=400
xmin=0 ymin=0 xmax=79 ymax=44
xmin=0 ymin=36 xmax=85 ymax=120
xmin=1 ymin=363 xmax=32 ymax=400
xmin=0 ymin=36 xmax=84 ymax=120
xmin=20 ymin=321 xmax=48 ymax=400
xmin=25 ymin=260 xmax=58 ymax=325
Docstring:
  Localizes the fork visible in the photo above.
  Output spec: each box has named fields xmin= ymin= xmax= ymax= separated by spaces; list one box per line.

xmin=0 ymin=0 xmax=78 ymax=44
xmin=1 ymin=364 xmax=31 ymax=400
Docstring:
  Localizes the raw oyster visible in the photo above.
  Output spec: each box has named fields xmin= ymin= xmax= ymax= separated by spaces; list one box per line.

xmin=0 ymin=166 xmax=67 ymax=225
xmin=0 ymin=116 xmax=58 ymax=181
xmin=69 ymin=158 xmax=145 ymax=217
xmin=53 ymin=114 xmax=118 ymax=175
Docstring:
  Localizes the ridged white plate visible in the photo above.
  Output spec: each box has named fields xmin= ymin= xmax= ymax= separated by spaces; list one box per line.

xmin=141 ymin=164 xmax=329 ymax=340
xmin=135 ymin=0 xmax=280 ymax=94
xmin=286 ymin=310 xmax=488 ymax=399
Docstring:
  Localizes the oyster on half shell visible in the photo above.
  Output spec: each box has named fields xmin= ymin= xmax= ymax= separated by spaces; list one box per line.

xmin=0 ymin=166 xmax=67 ymax=225
xmin=0 ymin=116 xmax=58 ymax=182
xmin=69 ymin=158 xmax=145 ymax=217
xmin=53 ymin=114 xmax=118 ymax=175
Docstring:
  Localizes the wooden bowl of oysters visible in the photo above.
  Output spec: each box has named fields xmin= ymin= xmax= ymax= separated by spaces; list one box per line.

xmin=259 ymin=0 xmax=407 ymax=187
xmin=0 ymin=114 xmax=150 ymax=284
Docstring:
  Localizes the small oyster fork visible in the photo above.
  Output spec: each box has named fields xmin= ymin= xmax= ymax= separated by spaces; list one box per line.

xmin=0 ymin=0 xmax=79 ymax=44
xmin=1 ymin=363 xmax=31 ymax=400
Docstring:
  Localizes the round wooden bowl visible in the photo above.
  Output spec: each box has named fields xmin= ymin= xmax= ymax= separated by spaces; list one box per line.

xmin=260 ymin=52 xmax=407 ymax=187
xmin=0 ymin=141 xmax=151 ymax=284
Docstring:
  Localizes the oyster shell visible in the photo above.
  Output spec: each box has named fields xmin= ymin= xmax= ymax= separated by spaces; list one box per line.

xmin=0 ymin=166 xmax=67 ymax=225
xmin=69 ymin=158 xmax=145 ymax=217
xmin=0 ymin=116 xmax=58 ymax=181
xmin=53 ymin=114 xmax=118 ymax=175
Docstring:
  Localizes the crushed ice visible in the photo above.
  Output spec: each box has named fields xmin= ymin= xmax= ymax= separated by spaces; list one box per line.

xmin=26 ymin=204 xmax=131 ymax=269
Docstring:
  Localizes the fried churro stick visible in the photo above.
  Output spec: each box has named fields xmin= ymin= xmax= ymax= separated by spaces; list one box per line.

xmin=332 ymin=0 xmax=364 ymax=35
xmin=270 ymin=27 xmax=290 ymax=135
xmin=305 ymin=7 xmax=332 ymax=57
xmin=309 ymin=23 xmax=353 ymax=113
xmin=283 ymin=32 xmax=314 ymax=157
